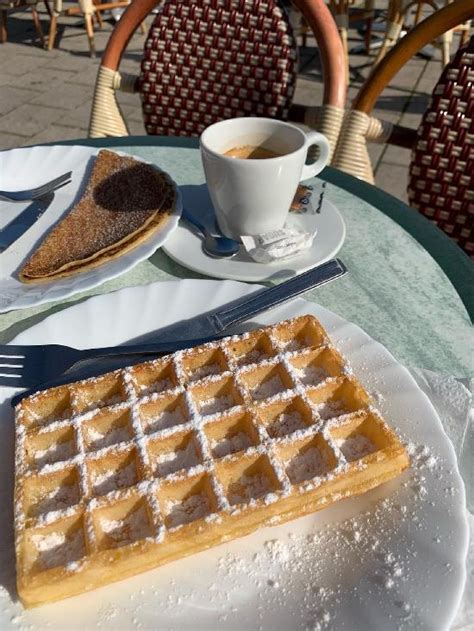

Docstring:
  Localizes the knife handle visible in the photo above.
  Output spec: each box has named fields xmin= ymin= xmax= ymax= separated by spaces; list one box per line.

xmin=213 ymin=258 xmax=347 ymax=331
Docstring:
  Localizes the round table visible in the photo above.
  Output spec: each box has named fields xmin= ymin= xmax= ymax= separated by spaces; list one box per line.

xmin=0 ymin=136 xmax=472 ymax=380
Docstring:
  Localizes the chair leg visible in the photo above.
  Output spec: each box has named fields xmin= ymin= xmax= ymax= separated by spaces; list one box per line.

xmin=0 ymin=10 xmax=7 ymax=43
xmin=459 ymin=23 xmax=471 ymax=46
xmin=413 ymin=1 xmax=424 ymax=25
xmin=92 ymin=0 xmax=103 ymax=28
xmin=94 ymin=9 xmax=103 ymax=28
xmin=47 ymin=13 xmax=57 ymax=50
xmin=139 ymin=19 xmax=147 ymax=35
xmin=31 ymin=6 xmax=45 ymax=47
xmin=84 ymin=12 xmax=95 ymax=57
xmin=363 ymin=0 xmax=375 ymax=52
xmin=373 ymin=0 xmax=403 ymax=66
xmin=43 ymin=0 xmax=52 ymax=17
xmin=441 ymin=32 xmax=451 ymax=66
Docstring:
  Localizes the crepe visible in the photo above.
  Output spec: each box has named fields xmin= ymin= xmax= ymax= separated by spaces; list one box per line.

xmin=18 ymin=150 xmax=176 ymax=283
xmin=14 ymin=315 xmax=409 ymax=607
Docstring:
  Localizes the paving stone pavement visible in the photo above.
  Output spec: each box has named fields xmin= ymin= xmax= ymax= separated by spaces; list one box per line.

xmin=0 ymin=3 xmax=461 ymax=204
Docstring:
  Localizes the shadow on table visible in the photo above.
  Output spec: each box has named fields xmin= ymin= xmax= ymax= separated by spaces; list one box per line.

xmin=178 ymin=183 xmax=217 ymax=227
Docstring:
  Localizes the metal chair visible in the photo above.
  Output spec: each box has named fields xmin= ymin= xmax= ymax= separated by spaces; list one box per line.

xmin=89 ymin=0 xmax=347 ymax=158
xmin=332 ymin=0 xmax=473 ymax=254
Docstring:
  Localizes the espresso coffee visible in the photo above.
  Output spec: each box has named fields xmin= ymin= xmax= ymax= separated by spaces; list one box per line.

xmin=223 ymin=145 xmax=283 ymax=160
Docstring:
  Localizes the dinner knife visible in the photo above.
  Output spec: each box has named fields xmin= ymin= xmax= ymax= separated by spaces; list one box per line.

xmin=0 ymin=192 xmax=54 ymax=253
xmin=11 ymin=258 xmax=347 ymax=405
xmin=139 ymin=258 xmax=347 ymax=343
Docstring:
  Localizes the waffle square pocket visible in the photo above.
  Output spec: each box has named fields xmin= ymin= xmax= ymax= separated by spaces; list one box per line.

xmin=14 ymin=315 xmax=409 ymax=607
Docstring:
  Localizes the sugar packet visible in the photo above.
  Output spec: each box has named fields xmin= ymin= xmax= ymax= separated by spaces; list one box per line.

xmin=241 ymin=184 xmax=320 ymax=263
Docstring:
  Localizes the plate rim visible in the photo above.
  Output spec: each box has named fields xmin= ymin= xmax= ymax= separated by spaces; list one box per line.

xmin=3 ymin=279 xmax=469 ymax=629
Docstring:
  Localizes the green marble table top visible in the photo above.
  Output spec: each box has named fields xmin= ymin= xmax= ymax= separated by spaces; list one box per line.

xmin=1 ymin=137 xmax=472 ymax=378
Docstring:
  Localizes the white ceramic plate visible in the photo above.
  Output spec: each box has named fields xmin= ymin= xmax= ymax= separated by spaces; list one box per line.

xmin=162 ymin=184 xmax=346 ymax=281
xmin=0 ymin=281 xmax=468 ymax=630
xmin=0 ymin=145 xmax=182 ymax=313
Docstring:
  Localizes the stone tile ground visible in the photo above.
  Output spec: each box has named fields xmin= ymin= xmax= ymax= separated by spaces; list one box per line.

xmin=0 ymin=2 xmax=459 ymax=202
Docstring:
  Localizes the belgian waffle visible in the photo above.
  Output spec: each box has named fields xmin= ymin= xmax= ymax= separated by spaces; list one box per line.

xmin=14 ymin=315 xmax=409 ymax=607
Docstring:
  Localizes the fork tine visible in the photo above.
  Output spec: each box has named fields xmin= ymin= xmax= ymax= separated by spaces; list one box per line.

xmin=0 ymin=374 xmax=25 ymax=387
xmin=0 ymin=345 xmax=26 ymax=357
xmin=32 ymin=179 xmax=71 ymax=202
xmin=32 ymin=172 xmax=72 ymax=198
xmin=0 ymin=171 xmax=72 ymax=202
xmin=0 ymin=365 xmax=23 ymax=376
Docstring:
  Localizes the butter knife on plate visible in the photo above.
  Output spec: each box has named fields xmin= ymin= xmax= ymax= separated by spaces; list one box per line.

xmin=0 ymin=192 xmax=54 ymax=253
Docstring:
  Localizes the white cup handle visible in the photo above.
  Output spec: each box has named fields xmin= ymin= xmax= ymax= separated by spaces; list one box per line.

xmin=300 ymin=131 xmax=330 ymax=181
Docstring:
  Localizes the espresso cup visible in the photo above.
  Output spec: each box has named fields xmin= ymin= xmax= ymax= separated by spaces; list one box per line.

xmin=200 ymin=117 xmax=330 ymax=239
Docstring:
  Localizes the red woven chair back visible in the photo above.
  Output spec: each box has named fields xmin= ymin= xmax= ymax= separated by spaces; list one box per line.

xmin=139 ymin=0 xmax=298 ymax=137
xmin=408 ymin=37 xmax=473 ymax=256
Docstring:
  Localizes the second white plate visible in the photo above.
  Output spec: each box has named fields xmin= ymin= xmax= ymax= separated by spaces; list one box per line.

xmin=0 ymin=280 xmax=467 ymax=630
xmin=0 ymin=145 xmax=182 ymax=313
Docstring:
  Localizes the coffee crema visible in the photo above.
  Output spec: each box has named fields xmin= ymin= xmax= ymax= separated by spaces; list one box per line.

xmin=223 ymin=145 xmax=283 ymax=160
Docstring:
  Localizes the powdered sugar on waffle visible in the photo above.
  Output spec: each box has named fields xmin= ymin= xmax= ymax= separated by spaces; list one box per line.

xmin=188 ymin=362 xmax=222 ymax=382
xmin=7 ymin=319 xmax=463 ymax=629
xmin=155 ymin=440 xmax=199 ymax=476
xmin=86 ymin=424 xmax=130 ymax=450
xmin=228 ymin=473 xmax=273 ymax=506
xmin=252 ymin=375 xmax=286 ymax=400
xmin=335 ymin=435 xmax=376 ymax=461
xmin=236 ymin=349 xmax=272 ymax=367
xmin=31 ymin=528 xmax=84 ymax=570
xmin=294 ymin=365 xmax=329 ymax=386
xmin=100 ymin=505 xmax=151 ymax=546
xmin=14 ymin=315 xmax=409 ymax=602
xmin=33 ymin=484 xmax=79 ymax=519
xmin=137 ymin=377 xmax=174 ymax=396
xmin=211 ymin=432 xmax=252 ymax=458
xmin=166 ymin=493 xmax=211 ymax=529
xmin=286 ymin=447 xmax=331 ymax=484
xmin=33 ymin=439 xmax=74 ymax=468
xmin=200 ymin=394 xmax=236 ymax=416
xmin=143 ymin=406 xmax=186 ymax=433
xmin=8 ymin=438 xmax=451 ymax=631
xmin=268 ymin=410 xmax=306 ymax=438
xmin=92 ymin=461 xmax=137 ymax=496
xmin=314 ymin=400 xmax=346 ymax=420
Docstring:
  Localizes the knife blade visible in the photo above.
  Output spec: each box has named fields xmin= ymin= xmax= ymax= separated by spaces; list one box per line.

xmin=130 ymin=258 xmax=347 ymax=344
xmin=0 ymin=192 xmax=54 ymax=253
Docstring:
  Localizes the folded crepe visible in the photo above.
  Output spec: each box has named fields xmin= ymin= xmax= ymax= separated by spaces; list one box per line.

xmin=18 ymin=149 xmax=176 ymax=283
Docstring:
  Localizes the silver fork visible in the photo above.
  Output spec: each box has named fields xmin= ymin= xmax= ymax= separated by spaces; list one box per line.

xmin=0 ymin=171 xmax=72 ymax=202
xmin=4 ymin=258 xmax=348 ymax=397
xmin=3 ymin=337 xmax=221 ymax=391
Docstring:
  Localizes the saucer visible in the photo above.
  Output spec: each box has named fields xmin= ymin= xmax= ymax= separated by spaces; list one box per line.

xmin=162 ymin=180 xmax=346 ymax=282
